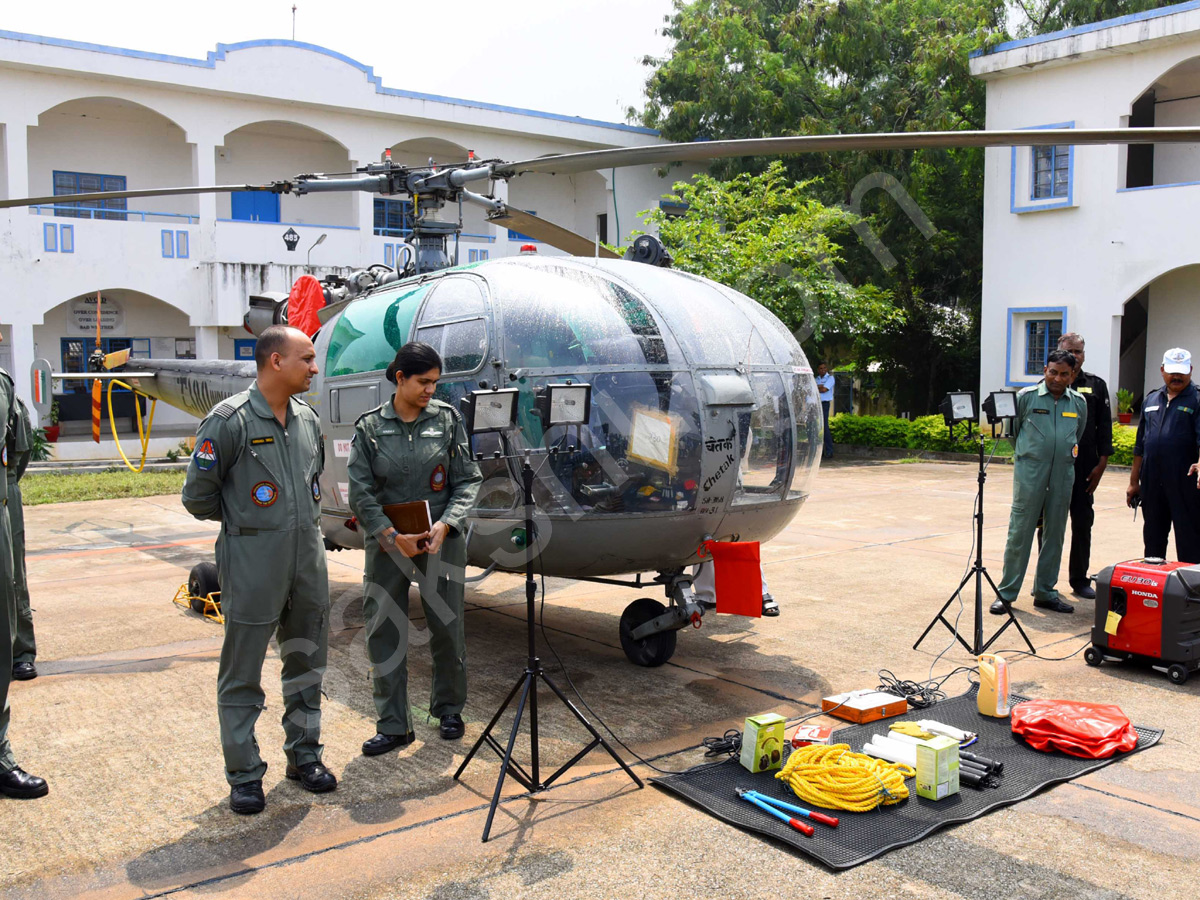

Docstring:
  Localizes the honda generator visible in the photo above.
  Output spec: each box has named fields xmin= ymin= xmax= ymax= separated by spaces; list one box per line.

xmin=1089 ymin=558 xmax=1200 ymax=685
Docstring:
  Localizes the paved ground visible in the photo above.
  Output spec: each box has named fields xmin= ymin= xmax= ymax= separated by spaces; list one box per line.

xmin=2 ymin=459 xmax=1197 ymax=899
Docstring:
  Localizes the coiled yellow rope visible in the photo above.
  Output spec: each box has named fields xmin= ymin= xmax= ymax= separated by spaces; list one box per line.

xmin=775 ymin=743 xmax=915 ymax=812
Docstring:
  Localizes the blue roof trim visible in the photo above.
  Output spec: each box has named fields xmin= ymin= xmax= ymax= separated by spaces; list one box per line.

xmin=970 ymin=0 xmax=1200 ymax=58
xmin=0 ymin=31 xmax=659 ymax=136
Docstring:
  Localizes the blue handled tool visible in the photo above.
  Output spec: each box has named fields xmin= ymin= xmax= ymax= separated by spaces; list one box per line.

xmin=736 ymin=788 xmax=814 ymax=835
xmin=743 ymin=790 xmax=840 ymax=828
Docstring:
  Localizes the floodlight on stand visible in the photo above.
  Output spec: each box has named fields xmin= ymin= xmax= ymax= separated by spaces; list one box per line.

xmin=535 ymin=382 xmax=592 ymax=427
xmin=464 ymin=388 xmax=519 ymax=434
xmin=939 ymin=391 xmax=977 ymax=426
xmin=982 ymin=390 xmax=1017 ymax=424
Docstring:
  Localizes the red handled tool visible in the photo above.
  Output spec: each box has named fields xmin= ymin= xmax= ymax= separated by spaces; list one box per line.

xmin=739 ymin=789 xmax=839 ymax=829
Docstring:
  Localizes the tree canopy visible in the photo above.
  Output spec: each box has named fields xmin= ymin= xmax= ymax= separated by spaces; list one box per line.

xmin=635 ymin=0 xmax=1176 ymax=412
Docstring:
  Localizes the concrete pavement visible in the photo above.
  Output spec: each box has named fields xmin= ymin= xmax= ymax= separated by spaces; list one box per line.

xmin=1 ymin=459 xmax=1196 ymax=899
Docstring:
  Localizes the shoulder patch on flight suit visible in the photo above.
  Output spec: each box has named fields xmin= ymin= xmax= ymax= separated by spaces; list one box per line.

xmin=2 ymin=445 xmax=6 ymax=467
xmin=194 ymin=438 xmax=218 ymax=471
xmin=311 ymin=474 xmax=321 ymax=501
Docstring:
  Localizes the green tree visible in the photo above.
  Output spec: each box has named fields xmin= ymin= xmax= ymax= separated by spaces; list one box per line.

xmin=635 ymin=0 xmax=1176 ymax=412
xmin=644 ymin=162 xmax=899 ymax=339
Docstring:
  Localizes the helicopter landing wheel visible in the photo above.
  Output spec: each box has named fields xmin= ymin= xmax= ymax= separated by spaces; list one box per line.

xmin=619 ymin=597 xmax=677 ymax=667
xmin=188 ymin=562 xmax=220 ymax=615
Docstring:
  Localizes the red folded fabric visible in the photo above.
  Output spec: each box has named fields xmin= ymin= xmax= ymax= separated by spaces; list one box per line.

xmin=288 ymin=274 xmax=326 ymax=337
xmin=1011 ymin=699 xmax=1138 ymax=759
xmin=703 ymin=540 xmax=762 ymax=618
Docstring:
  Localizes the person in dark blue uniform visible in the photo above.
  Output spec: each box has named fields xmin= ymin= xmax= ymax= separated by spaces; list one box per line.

xmin=1127 ymin=348 xmax=1200 ymax=563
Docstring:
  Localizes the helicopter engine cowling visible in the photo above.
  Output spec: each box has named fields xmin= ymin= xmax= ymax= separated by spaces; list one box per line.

xmin=243 ymin=292 xmax=289 ymax=336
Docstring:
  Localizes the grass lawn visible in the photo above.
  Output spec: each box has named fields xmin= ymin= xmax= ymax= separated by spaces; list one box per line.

xmin=21 ymin=469 xmax=188 ymax=506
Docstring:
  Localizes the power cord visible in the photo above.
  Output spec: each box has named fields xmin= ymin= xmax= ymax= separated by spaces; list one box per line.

xmin=877 ymin=666 xmax=978 ymax=709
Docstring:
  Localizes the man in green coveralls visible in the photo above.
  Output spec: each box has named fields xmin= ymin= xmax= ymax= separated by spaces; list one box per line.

xmin=0 ymin=362 xmax=48 ymax=799
xmin=182 ymin=325 xmax=336 ymax=814
xmin=8 ymin=398 xmax=37 ymax=681
xmin=991 ymin=349 xmax=1088 ymax=616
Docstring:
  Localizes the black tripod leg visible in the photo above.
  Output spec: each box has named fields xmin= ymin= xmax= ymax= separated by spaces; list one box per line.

xmin=480 ymin=674 xmax=534 ymax=843
xmin=913 ymin=569 xmax=973 ymax=651
xmin=455 ymin=670 xmax=526 ymax=780
xmin=539 ymin=672 xmax=644 ymax=788
xmin=981 ymin=569 xmax=1036 ymax=653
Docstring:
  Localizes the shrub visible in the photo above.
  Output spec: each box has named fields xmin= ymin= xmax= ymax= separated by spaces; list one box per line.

xmin=1111 ymin=424 xmax=1137 ymax=466
xmin=828 ymin=414 xmax=912 ymax=448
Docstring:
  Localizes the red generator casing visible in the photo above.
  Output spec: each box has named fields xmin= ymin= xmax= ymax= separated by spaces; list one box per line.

xmin=1090 ymin=558 xmax=1200 ymax=685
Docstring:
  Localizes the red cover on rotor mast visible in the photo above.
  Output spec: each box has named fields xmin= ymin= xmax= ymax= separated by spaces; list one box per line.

xmin=703 ymin=540 xmax=762 ymax=618
xmin=288 ymin=275 xmax=326 ymax=337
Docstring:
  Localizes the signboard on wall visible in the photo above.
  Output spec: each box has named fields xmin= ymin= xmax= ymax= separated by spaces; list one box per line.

xmin=69 ymin=295 xmax=124 ymax=336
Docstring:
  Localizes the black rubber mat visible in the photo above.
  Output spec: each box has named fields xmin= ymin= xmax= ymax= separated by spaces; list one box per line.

xmin=653 ymin=689 xmax=1162 ymax=869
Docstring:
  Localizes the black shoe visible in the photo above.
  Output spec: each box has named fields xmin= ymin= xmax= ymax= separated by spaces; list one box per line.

xmin=439 ymin=714 xmax=465 ymax=740
xmin=361 ymin=732 xmax=415 ymax=756
xmin=1071 ymin=584 xmax=1096 ymax=600
xmin=11 ymin=662 xmax=36 ymax=681
xmin=989 ymin=599 xmax=1010 ymax=615
xmin=286 ymin=761 xmax=337 ymax=793
xmin=761 ymin=594 xmax=780 ymax=617
xmin=1034 ymin=595 xmax=1075 ymax=614
xmin=229 ymin=780 xmax=265 ymax=815
xmin=0 ymin=766 xmax=48 ymax=799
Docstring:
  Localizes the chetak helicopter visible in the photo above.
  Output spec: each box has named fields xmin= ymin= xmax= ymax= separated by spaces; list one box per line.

xmin=6 ymin=126 xmax=1200 ymax=665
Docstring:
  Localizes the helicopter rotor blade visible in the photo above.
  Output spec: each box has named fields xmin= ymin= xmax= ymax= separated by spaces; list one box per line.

xmin=487 ymin=205 xmax=620 ymax=259
xmin=494 ymin=127 xmax=1200 ymax=177
xmin=0 ymin=184 xmax=283 ymax=210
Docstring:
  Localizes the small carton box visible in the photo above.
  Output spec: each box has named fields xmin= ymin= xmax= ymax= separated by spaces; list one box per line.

xmin=790 ymin=723 xmax=834 ymax=749
xmin=915 ymin=735 xmax=960 ymax=801
xmin=740 ymin=713 xmax=786 ymax=773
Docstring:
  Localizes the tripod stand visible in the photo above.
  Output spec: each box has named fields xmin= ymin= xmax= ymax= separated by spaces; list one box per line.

xmin=454 ymin=453 xmax=643 ymax=842
xmin=914 ymin=432 xmax=1035 ymax=656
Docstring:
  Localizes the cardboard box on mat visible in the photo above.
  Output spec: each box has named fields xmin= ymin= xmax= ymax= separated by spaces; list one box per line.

xmin=740 ymin=713 xmax=786 ymax=773
xmin=915 ymin=735 xmax=960 ymax=800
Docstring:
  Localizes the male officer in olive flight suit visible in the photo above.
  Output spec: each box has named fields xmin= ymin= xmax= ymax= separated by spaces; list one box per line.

xmin=8 ymin=398 xmax=37 ymax=681
xmin=991 ymin=349 xmax=1088 ymax=616
xmin=0 ymin=364 xmax=48 ymax=799
xmin=182 ymin=325 xmax=336 ymax=814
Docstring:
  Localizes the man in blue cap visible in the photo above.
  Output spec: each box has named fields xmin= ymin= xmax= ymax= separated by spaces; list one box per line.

xmin=1127 ymin=347 xmax=1200 ymax=562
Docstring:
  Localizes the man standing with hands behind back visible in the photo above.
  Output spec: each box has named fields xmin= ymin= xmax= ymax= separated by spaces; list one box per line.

xmin=182 ymin=325 xmax=336 ymax=814
xmin=1127 ymin=348 xmax=1200 ymax=563
xmin=991 ymin=350 xmax=1087 ymax=616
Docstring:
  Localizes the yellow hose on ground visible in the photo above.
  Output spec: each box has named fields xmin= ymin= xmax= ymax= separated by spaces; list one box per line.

xmin=775 ymin=743 xmax=915 ymax=812
xmin=107 ymin=379 xmax=158 ymax=473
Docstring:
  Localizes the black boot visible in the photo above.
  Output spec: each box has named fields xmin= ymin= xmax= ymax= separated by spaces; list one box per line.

xmin=286 ymin=762 xmax=337 ymax=793
xmin=0 ymin=766 xmax=48 ymax=799
xmin=229 ymin=780 xmax=265 ymax=815
xmin=361 ymin=732 xmax=415 ymax=756
xmin=439 ymin=714 xmax=465 ymax=740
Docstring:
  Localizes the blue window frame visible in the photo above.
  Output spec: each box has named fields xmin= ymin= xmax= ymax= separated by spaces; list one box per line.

xmin=53 ymin=170 xmax=127 ymax=220
xmin=175 ymin=230 xmax=189 ymax=258
xmin=374 ymin=198 xmax=412 ymax=237
xmin=230 ymin=191 xmax=281 ymax=223
xmin=1025 ymin=319 xmax=1062 ymax=375
xmin=60 ymin=224 xmax=74 ymax=253
xmin=60 ymin=337 xmax=143 ymax=393
xmin=468 ymin=248 xmax=489 ymax=262
xmin=43 ymin=222 xmax=57 ymax=252
xmin=1032 ymin=145 xmax=1070 ymax=200
xmin=161 ymin=230 xmax=175 ymax=258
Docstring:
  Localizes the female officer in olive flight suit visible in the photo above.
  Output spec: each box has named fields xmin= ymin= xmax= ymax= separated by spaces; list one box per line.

xmin=348 ymin=343 xmax=482 ymax=755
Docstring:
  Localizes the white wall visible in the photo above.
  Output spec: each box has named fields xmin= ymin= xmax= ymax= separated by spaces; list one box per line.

xmin=1153 ymin=96 xmax=1200 ymax=184
xmin=1143 ymin=265 xmax=1200 ymax=395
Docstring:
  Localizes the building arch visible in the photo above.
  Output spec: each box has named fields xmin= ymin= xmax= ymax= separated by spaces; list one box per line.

xmin=1122 ymin=54 xmax=1200 ymax=189
xmin=217 ymin=120 xmax=353 ymax=226
xmin=28 ymin=96 xmax=196 ymax=218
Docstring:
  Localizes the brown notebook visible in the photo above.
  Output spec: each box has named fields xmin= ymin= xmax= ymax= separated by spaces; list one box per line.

xmin=382 ymin=500 xmax=433 ymax=536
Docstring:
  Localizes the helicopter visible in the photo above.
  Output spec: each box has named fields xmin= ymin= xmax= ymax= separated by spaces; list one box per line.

xmin=7 ymin=125 xmax=1200 ymax=665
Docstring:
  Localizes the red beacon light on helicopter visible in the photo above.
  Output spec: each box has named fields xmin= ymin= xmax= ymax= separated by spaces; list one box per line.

xmin=520 ymin=244 xmax=538 ymax=255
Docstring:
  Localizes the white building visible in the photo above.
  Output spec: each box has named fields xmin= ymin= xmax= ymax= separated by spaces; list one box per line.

xmin=973 ymin=1 xmax=1200 ymax=409
xmin=0 ymin=30 xmax=679 ymax=451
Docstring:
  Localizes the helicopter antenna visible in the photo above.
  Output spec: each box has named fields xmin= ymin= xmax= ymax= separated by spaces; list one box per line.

xmin=291 ymin=5 xmax=297 ymax=41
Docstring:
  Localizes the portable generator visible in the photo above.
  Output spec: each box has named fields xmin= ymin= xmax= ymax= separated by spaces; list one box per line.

xmin=1089 ymin=558 xmax=1200 ymax=685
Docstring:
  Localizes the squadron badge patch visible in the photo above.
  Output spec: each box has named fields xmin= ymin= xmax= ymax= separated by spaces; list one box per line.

xmin=1 ymin=446 xmax=7 ymax=467
xmin=194 ymin=438 xmax=217 ymax=471
xmin=430 ymin=464 xmax=447 ymax=492
xmin=252 ymin=481 xmax=279 ymax=507
xmin=311 ymin=474 xmax=321 ymax=501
